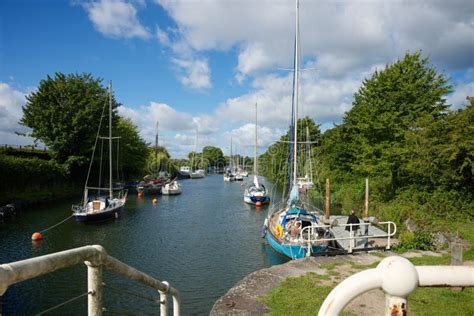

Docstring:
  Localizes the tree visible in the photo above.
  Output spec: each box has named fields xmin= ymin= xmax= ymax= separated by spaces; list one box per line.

xmin=202 ymin=146 xmax=224 ymax=167
xmin=115 ymin=117 xmax=148 ymax=179
xmin=337 ymin=51 xmax=452 ymax=195
xmin=21 ymin=73 xmax=119 ymax=173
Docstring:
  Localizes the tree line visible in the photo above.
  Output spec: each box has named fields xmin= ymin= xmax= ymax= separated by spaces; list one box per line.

xmin=259 ymin=51 xmax=473 ymax=229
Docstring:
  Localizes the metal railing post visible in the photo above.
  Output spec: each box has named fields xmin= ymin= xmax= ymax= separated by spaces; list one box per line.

xmin=348 ymin=224 xmax=353 ymax=253
xmin=386 ymin=223 xmax=391 ymax=249
xmin=385 ymin=295 xmax=407 ymax=316
xmin=85 ymin=261 xmax=103 ymax=316
xmin=159 ymin=281 xmax=169 ymax=316
xmin=172 ymin=293 xmax=181 ymax=316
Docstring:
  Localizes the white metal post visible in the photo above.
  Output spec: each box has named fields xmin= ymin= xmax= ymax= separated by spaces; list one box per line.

xmin=159 ymin=281 xmax=169 ymax=316
xmin=172 ymin=293 xmax=181 ymax=316
xmin=348 ymin=224 xmax=353 ymax=253
xmin=387 ymin=223 xmax=391 ymax=249
xmin=85 ymin=261 xmax=102 ymax=316
xmin=385 ymin=295 xmax=407 ymax=316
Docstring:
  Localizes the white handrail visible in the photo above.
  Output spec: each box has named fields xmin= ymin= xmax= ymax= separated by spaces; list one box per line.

xmin=299 ymin=221 xmax=397 ymax=255
xmin=0 ymin=245 xmax=180 ymax=316
xmin=318 ymin=256 xmax=474 ymax=316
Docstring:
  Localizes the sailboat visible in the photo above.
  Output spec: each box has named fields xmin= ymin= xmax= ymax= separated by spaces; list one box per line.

xmin=297 ymin=126 xmax=314 ymax=193
xmin=224 ymin=137 xmax=235 ymax=181
xmin=72 ymin=81 xmax=128 ymax=222
xmin=262 ymin=0 xmax=328 ymax=259
xmin=137 ymin=122 xmax=164 ymax=195
xmin=190 ymin=130 xmax=205 ymax=179
xmin=162 ymin=178 xmax=182 ymax=195
xmin=244 ymin=103 xmax=270 ymax=205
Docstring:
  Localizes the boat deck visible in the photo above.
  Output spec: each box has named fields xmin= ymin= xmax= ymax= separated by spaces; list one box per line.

xmin=328 ymin=215 xmax=390 ymax=251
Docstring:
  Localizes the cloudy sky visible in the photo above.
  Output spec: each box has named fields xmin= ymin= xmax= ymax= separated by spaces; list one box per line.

xmin=1 ymin=0 xmax=473 ymax=158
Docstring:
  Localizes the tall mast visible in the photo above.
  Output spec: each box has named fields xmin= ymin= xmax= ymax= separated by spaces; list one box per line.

xmin=192 ymin=130 xmax=198 ymax=170
xmin=155 ymin=121 xmax=159 ymax=173
xmin=230 ymin=137 xmax=233 ymax=168
xmin=108 ymin=81 xmax=113 ymax=200
xmin=292 ymin=0 xmax=300 ymax=188
xmin=254 ymin=102 xmax=258 ymax=175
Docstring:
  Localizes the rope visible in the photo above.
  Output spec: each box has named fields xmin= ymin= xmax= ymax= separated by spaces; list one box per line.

xmin=35 ymin=290 xmax=92 ymax=315
xmin=103 ymin=308 xmax=156 ymax=315
xmin=102 ymin=282 xmax=160 ymax=304
xmin=40 ymin=214 xmax=74 ymax=233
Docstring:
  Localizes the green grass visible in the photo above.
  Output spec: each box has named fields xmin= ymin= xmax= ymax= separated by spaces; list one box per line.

xmin=410 ymin=287 xmax=474 ymax=315
xmin=406 ymin=254 xmax=451 ymax=265
xmin=319 ymin=263 xmax=337 ymax=270
xmin=259 ymin=273 xmax=355 ymax=316
xmin=261 ymin=249 xmax=474 ymax=315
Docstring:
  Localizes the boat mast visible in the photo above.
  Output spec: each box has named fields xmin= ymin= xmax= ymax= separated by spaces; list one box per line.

xmin=108 ymin=81 xmax=113 ymax=200
xmin=292 ymin=0 xmax=300 ymax=189
xmin=254 ymin=103 xmax=258 ymax=175
xmin=230 ymin=137 xmax=233 ymax=169
xmin=155 ymin=121 xmax=159 ymax=173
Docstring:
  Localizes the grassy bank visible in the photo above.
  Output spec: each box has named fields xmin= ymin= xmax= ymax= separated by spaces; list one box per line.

xmin=260 ymin=227 xmax=474 ymax=315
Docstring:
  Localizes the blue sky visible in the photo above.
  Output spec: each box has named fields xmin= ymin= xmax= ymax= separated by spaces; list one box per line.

xmin=1 ymin=0 xmax=473 ymax=158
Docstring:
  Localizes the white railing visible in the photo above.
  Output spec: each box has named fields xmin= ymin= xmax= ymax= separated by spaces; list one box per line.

xmin=318 ymin=256 xmax=474 ymax=316
xmin=0 ymin=245 xmax=180 ymax=316
xmin=300 ymin=221 xmax=397 ymax=255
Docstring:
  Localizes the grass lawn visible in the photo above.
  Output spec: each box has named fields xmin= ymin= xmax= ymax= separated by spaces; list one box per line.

xmin=260 ymin=221 xmax=473 ymax=315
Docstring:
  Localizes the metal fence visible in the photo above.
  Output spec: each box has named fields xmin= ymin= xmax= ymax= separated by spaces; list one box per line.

xmin=318 ymin=255 xmax=474 ymax=316
xmin=0 ymin=245 xmax=180 ymax=316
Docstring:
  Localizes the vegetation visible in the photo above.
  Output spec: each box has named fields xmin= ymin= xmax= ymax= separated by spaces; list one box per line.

xmin=260 ymin=253 xmax=474 ymax=315
xmin=259 ymin=51 xmax=473 ymax=248
xmin=1 ymin=73 xmax=149 ymax=206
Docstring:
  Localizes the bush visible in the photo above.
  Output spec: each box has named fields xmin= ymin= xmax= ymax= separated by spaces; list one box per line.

xmin=397 ymin=230 xmax=435 ymax=251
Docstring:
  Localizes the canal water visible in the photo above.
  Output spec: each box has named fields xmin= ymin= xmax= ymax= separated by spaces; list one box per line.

xmin=0 ymin=175 xmax=288 ymax=315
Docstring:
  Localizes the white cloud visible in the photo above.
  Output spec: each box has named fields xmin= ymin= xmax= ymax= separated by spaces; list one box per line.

xmin=172 ymin=58 xmax=212 ymax=90
xmin=226 ymin=123 xmax=285 ymax=156
xmin=0 ymin=83 xmax=36 ymax=145
xmin=155 ymin=25 xmax=170 ymax=46
xmin=83 ymin=0 xmax=150 ymax=39
xmin=447 ymin=80 xmax=474 ymax=110
xmin=155 ymin=0 xmax=473 ymax=77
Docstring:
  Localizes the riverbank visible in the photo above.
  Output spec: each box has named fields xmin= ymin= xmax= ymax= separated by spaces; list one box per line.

xmin=211 ymin=248 xmax=474 ymax=315
xmin=0 ymin=185 xmax=80 ymax=213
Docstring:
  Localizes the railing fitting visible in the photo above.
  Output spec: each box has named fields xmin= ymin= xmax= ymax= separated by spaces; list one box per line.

xmin=0 ymin=245 xmax=180 ymax=316
xmin=318 ymin=256 xmax=474 ymax=316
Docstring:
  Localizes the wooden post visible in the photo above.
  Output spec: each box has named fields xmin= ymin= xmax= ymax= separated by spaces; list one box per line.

xmin=325 ymin=178 xmax=330 ymax=224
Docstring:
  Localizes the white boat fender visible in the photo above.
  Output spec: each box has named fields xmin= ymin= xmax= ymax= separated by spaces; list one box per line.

xmin=264 ymin=218 xmax=268 ymax=227
xmin=261 ymin=225 xmax=267 ymax=238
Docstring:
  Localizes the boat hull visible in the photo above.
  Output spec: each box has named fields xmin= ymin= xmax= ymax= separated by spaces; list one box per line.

xmin=244 ymin=195 xmax=269 ymax=204
xmin=73 ymin=205 xmax=123 ymax=223
xmin=190 ymin=173 xmax=205 ymax=179
xmin=265 ymin=230 xmax=326 ymax=259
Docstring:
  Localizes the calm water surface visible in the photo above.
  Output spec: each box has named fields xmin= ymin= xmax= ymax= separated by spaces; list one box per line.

xmin=0 ymin=175 xmax=288 ymax=315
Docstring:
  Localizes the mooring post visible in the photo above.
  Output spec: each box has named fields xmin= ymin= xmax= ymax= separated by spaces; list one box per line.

xmin=85 ymin=261 xmax=103 ymax=316
xmin=159 ymin=281 xmax=169 ymax=316
xmin=325 ymin=178 xmax=330 ymax=225
xmin=451 ymin=240 xmax=463 ymax=266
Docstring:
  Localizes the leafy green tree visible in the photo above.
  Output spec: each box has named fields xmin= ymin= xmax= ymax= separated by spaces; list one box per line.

xmin=21 ymin=73 xmax=119 ymax=173
xmin=337 ymin=51 xmax=452 ymax=195
xmin=115 ymin=117 xmax=148 ymax=179
xmin=202 ymin=146 xmax=224 ymax=167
